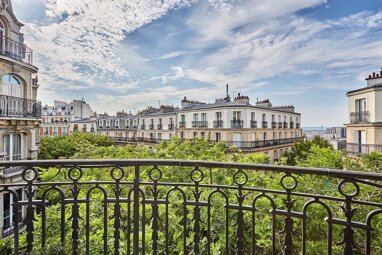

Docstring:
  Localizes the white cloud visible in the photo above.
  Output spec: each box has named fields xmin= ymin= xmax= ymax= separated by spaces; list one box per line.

xmin=187 ymin=0 xmax=327 ymax=44
xmin=184 ymin=10 xmax=382 ymax=91
xmin=152 ymin=50 xmax=200 ymax=60
xmin=19 ymin=0 xmax=197 ymax=98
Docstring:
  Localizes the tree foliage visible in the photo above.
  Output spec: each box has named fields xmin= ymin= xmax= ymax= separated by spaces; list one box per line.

xmin=38 ymin=132 xmax=113 ymax=159
xmin=282 ymin=135 xmax=333 ymax=165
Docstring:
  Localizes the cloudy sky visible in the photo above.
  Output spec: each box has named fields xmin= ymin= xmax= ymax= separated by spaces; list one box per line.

xmin=12 ymin=0 xmax=382 ymax=126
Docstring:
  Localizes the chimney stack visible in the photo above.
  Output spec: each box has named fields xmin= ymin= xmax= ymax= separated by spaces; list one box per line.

xmin=366 ymin=69 xmax=382 ymax=87
xmin=226 ymin=84 xmax=229 ymax=98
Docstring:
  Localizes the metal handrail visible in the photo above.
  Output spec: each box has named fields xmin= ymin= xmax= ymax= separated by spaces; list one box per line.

xmin=0 ymin=94 xmax=41 ymax=118
xmin=0 ymin=159 xmax=382 ymax=255
xmin=0 ymin=36 xmax=33 ymax=64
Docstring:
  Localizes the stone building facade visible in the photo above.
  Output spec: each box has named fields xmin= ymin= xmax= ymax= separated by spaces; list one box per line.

xmin=0 ymin=0 xmax=41 ymax=238
xmin=39 ymin=99 xmax=94 ymax=137
xmin=97 ymin=89 xmax=302 ymax=160
xmin=346 ymin=70 xmax=382 ymax=154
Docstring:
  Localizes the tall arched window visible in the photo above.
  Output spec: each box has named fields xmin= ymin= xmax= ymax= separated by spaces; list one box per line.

xmin=2 ymin=75 xmax=23 ymax=97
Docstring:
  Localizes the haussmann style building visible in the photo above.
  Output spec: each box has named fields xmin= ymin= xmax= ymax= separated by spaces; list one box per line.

xmin=97 ymin=86 xmax=303 ymax=161
xmin=0 ymin=0 xmax=41 ymax=238
xmin=346 ymin=70 xmax=382 ymax=154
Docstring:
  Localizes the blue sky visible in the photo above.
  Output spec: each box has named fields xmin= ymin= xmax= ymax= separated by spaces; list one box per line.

xmin=12 ymin=0 xmax=382 ymax=126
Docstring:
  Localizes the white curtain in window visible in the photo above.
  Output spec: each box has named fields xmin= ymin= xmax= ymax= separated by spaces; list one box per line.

xmin=3 ymin=134 xmax=22 ymax=161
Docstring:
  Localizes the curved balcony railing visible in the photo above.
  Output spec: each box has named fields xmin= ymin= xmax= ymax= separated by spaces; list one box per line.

xmin=0 ymin=36 xmax=33 ymax=65
xmin=1 ymin=160 xmax=382 ymax=255
xmin=0 ymin=95 xmax=41 ymax=118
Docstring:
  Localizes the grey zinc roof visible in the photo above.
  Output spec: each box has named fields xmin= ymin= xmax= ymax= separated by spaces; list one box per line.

xmin=347 ymin=83 xmax=382 ymax=95
xmin=179 ymin=101 xmax=300 ymax=114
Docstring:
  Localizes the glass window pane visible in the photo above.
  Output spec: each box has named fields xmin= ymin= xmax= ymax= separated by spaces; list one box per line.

xmin=3 ymin=193 xmax=10 ymax=228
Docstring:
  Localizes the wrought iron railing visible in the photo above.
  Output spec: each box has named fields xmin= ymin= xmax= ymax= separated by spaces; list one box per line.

xmin=112 ymin=137 xmax=303 ymax=149
xmin=213 ymin=120 xmax=223 ymax=128
xmin=0 ymin=36 xmax=33 ymax=65
xmin=192 ymin=121 xmax=208 ymax=128
xmin=350 ymin=111 xmax=369 ymax=124
xmin=272 ymin=121 xmax=277 ymax=129
xmin=227 ymin=137 xmax=303 ymax=148
xmin=262 ymin=121 xmax=268 ymax=129
xmin=231 ymin=120 xmax=243 ymax=128
xmin=251 ymin=120 xmax=257 ymax=128
xmin=1 ymin=159 xmax=382 ymax=255
xmin=179 ymin=121 xmax=186 ymax=128
xmin=0 ymin=95 xmax=41 ymax=118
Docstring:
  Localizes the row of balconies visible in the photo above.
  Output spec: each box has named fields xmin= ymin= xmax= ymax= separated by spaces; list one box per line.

xmin=97 ymin=121 xmax=301 ymax=130
xmin=98 ymin=125 xmax=137 ymax=130
xmin=177 ymin=120 xmax=300 ymax=129
xmin=141 ymin=124 xmax=175 ymax=130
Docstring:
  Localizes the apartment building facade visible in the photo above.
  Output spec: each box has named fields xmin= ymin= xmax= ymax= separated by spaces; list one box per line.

xmin=96 ymin=91 xmax=302 ymax=159
xmin=0 ymin=0 xmax=41 ymax=238
xmin=39 ymin=99 xmax=93 ymax=137
xmin=69 ymin=118 xmax=97 ymax=134
xmin=97 ymin=111 xmax=139 ymax=140
xmin=177 ymin=95 xmax=301 ymax=155
xmin=138 ymin=106 xmax=176 ymax=141
xmin=346 ymin=70 xmax=382 ymax=154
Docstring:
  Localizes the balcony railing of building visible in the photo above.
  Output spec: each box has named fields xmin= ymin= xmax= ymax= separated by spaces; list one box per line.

xmin=0 ymin=36 xmax=33 ymax=65
xmin=290 ymin=121 xmax=294 ymax=129
xmin=225 ymin=137 xmax=303 ymax=148
xmin=283 ymin=121 xmax=288 ymax=129
xmin=346 ymin=143 xmax=382 ymax=154
xmin=231 ymin=120 xmax=243 ymax=128
xmin=1 ymin=159 xmax=382 ymax=255
xmin=272 ymin=121 xmax=277 ymax=129
xmin=168 ymin=124 xmax=174 ymax=130
xmin=140 ymin=124 xmax=146 ymax=129
xmin=157 ymin=124 xmax=163 ymax=130
xmin=262 ymin=121 xmax=268 ymax=129
xmin=0 ymin=95 xmax=41 ymax=118
xmin=213 ymin=120 xmax=223 ymax=128
xmin=111 ymin=137 xmax=303 ymax=149
xmin=278 ymin=122 xmax=283 ymax=128
xmin=250 ymin=120 xmax=257 ymax=128
xmin=192 ymin=121 xmax=208 ymax=128
xmin=296 ymin=123 xmax=301 ymax=129
xmin=179 ymin=121 xmax=186 ymax=128
xmin=350 ymin=111 xmax=370 ymax=124
xmin=149 ymin=124 xmax=154 ymax=130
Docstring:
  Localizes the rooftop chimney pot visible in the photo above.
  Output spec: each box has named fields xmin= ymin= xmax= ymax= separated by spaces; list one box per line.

xmin=373 ymin=72 xmax=376 ymax=78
